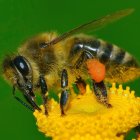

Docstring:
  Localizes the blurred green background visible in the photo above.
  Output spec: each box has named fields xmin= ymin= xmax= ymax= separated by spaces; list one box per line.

xmin=0 ymin=0 xmax=139 ymax=140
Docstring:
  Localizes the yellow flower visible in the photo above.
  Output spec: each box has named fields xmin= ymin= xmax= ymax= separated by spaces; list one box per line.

xmin=33 ymin=83 xmax=140 ymax=140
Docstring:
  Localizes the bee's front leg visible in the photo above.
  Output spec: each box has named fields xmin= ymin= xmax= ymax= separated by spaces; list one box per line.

xmin=39 ymin=75 xmax=48 ymax=115
xmin=23 ymin=91 xmax=41 ymax=111
xmin=12 ymin=85 xmax=35 ymax=111
xmin=60 ymin=69 xmax=69 ymax=115
xmin=93 ymin=81 xmax=112 ymax=108
xmin=13 ymin=82 xmax=41 ymax=111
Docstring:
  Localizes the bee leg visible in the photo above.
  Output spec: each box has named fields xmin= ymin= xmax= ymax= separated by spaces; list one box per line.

xmin=76 ymin=77 xmax=86 ymax=95
xmin=93 ymin=81 xmax=112 ymax=108
xmin=13 ymin=85 xmax=41 ymax=111
xmin=12 ymin=85 xmax=34 ymax=111
xmin=23 ymin=93 xmax=41 ymax=111
xmin=24 ymin=82 xmax=41 ymax=111
xmin=60 ymin=69 xmax=69 ymax=116
xmin=39 ymin=75 xmax=48 ymax=115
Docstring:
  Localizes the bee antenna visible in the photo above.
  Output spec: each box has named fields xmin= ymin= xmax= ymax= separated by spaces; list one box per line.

xmin=12 ymin=85 xmax=34 ymax=112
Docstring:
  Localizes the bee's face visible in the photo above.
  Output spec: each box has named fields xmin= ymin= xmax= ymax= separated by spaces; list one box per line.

xmin=3 ymin=55 xmax=33 ymax=93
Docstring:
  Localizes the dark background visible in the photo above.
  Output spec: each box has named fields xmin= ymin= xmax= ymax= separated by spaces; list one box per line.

xmin=0 ymin=0 xmax=139 ymax=140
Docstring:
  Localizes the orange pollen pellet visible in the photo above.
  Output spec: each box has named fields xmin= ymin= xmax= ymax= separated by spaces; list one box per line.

xmin=86 ymin=59 xmax=106 ymax=83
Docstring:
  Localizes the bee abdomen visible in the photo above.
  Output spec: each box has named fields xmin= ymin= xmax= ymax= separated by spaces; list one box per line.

xmin=90 ymin=39 xmax=139 ymax=67
xmin=108 ymin=44 xmax=138 ymax=67
xmin=71 ymin=38 xmax=139 ymax=67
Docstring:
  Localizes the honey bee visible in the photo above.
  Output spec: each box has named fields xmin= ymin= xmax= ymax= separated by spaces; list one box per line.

xmin=2 ymin=9 xmax=139 ymax=115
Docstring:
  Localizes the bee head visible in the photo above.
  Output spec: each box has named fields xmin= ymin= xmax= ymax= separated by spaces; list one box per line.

xmin=2 ymin=55 xmax=33 ymax=93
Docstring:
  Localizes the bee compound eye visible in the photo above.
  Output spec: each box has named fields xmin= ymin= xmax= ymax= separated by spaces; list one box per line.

xmin=13 ymin=56 xmax=29 ymax=76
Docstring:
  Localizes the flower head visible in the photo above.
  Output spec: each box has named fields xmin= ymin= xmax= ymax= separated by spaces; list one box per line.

xmin=34 ymin=83 xmax=140 ymax=140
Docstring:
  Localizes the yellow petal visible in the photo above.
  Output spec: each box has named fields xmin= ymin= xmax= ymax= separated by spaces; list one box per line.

xmin=33 ymin=83 xmax=140 ymax=140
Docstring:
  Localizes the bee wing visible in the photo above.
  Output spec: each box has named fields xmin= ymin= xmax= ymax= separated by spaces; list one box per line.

xmin=46 ymin=9 xmax=134 ymax=47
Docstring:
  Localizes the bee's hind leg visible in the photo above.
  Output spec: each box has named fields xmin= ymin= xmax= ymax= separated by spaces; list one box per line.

xmin=60 ymin=69 xmax=69 ymax=116
xmin=39 ymin=75 xmax=48 ymax=115
xmin=93 ymin=80 xmax=112 ymax=108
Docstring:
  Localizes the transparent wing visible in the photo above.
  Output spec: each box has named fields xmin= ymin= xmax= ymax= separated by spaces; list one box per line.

xmin=45 ymin=9 xmax=134 ymax=47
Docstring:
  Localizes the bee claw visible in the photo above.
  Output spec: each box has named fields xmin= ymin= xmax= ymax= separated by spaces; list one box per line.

xmin=61 ymin=109 xmax=66 ymax=116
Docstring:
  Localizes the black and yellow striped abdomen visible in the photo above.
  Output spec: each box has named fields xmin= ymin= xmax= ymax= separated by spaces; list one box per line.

xmin=97 ymin=39 xmax=138 ymax=67
xmin=69 ymin=37 xmax=140 ymax=83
